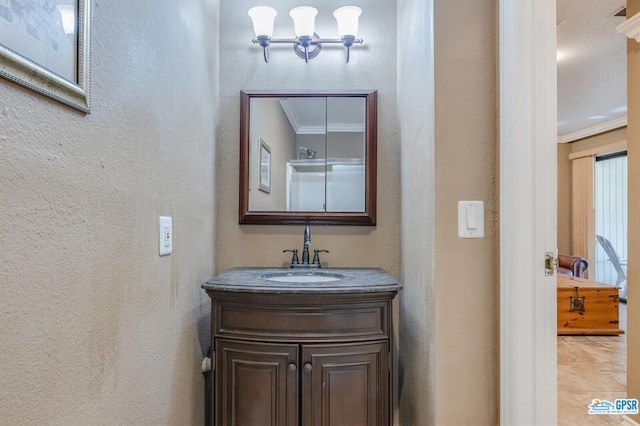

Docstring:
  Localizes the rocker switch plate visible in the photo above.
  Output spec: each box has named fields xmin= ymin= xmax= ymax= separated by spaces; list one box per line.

xmin=159 ymin=216 xmax=172 ymax=256
xmin=458 ymin=201 xmax=484 ymax=238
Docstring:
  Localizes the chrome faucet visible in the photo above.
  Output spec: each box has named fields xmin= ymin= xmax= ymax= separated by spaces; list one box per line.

xmin=301 ymin=225 xmax=311 ymax=265
xmin=283 ymin=225 xmax=329 ymax=268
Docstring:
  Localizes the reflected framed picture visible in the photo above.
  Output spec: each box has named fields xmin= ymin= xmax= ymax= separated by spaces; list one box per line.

xmin=0 ymin=0 xmax=91 ymax=112
xmin=259 ymin=139 xmax=271 ymax=193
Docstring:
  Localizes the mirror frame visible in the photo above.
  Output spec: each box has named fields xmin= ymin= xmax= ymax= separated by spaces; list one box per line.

xmin=239 ymin=90 xmax=377 ymax=225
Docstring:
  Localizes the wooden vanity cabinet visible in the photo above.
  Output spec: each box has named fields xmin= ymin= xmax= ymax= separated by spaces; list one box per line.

xmin=207 ymin=290 xmax=397 ymax=426
xmin=302 ymin=341 xmax=388 ymax=426
xmin=217 ymin=339 xmax=299 ymax=425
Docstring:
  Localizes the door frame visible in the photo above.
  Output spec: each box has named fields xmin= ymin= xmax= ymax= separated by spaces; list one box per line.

xmin=499 ymin=1 xmax=558 ymax=424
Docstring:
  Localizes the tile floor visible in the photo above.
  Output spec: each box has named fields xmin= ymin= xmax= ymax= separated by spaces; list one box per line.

xmin=558 ymin=303 xmax=628 ymax=425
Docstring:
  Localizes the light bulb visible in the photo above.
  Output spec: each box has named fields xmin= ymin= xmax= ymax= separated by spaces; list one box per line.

xmin=333 ymin=6 xmax=361 ymax=37
xmin=289 ymin=6 xmax=317 ymax=38
xmin=248 ymin=6 xmax=277 ymax=38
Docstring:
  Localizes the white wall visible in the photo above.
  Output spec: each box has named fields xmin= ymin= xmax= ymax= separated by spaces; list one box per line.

xmin=0 ymin=0 xmax=219 ymax=423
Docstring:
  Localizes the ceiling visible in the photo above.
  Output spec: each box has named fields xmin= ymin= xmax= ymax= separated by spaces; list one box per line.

xmin=557 ymin=0 xmax=627 ymax=142
xmin=280 ymin=97 xmax=365 ymax=134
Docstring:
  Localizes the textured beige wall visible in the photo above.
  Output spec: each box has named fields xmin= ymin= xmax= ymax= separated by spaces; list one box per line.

xmin=556 ymin=127 xmax=627 ymax=254
xmin=433 ymin=0 xmax=498 ymax=423
xmin=397 ymin=0 xmax=497 ymax=424
xmin=557 ymin=142 xmax=573 ymax=254
xmin=216 ymin=0 xmax=399 ymax=275
xmin=0 ymin=1 xmax=219 ymax=423
xmin=568 ymin=127 xmax=627 ymax=154
xmin=626 ymin=0 xmax=640 ymax=421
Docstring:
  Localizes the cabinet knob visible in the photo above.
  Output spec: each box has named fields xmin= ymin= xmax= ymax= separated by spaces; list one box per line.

xmin=304 ymin=363 xmax=313 ymax=373
xmin=288 ymin=363 xmax=297 ymax=372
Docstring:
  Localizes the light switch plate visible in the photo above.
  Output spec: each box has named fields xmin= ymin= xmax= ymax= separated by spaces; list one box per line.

xmin=159 ymin=216 xmax=172 ymax=256
xmin=458 ymin=201 xmax=484 ymax=238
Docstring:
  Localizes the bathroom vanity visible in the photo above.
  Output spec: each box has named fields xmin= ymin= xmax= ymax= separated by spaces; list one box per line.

xmin=202 ymin=268 xmax=401 ymax=426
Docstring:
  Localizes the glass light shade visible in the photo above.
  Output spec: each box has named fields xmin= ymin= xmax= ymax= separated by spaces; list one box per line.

xmin=56 ymin=5 xmax=75 ymax=35
xmin=248 ymin=6 xmax=277 ymax=37
xmin=333 ymin=6 xmax=361 ymax=37
xmin=289 ymin=6 xmax=317 ymax=38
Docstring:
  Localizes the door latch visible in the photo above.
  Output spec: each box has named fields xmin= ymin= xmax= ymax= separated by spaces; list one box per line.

xmin=545 ymin=251 xmax=558 ymax=276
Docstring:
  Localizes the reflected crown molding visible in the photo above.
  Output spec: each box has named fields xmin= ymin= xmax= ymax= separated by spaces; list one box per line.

xmin=279 ymin=99 xmax=366 ymax=134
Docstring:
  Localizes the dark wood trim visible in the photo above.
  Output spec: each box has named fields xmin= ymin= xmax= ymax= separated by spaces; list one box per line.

xmin=238 ymin=90 xmax=377 ymax=226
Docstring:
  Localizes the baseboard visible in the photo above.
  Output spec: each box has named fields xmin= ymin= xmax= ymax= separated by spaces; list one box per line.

xmin=622 ymin=415 xmax=640 ymax=425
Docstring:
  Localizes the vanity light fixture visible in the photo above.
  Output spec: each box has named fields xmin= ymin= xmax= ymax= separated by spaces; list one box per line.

xmin=248 ymin=5 xmax=363 ymax=63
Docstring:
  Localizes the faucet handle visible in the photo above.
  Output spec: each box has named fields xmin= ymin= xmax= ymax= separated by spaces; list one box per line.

xmin=312 ymin=249 xmax=329 ymax=267
xmin=283 ymin=249 xmax=299 ymax=266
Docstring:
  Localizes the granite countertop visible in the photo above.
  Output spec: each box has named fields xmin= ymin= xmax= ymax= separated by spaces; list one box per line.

xmin=202 ymin=267 xmax=402 ymax=294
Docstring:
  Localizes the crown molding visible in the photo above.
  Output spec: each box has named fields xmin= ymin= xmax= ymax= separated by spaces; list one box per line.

xmin=617 ymin=11 xmax=640 ymax=42
xmin=557 ymin=116 xmax=627 ymax=143
xmin=280 ymin=99 xmax=365 ymax=134
xmin=279 ymin=99 xmax=302 ymax=133
xmin=296 ymin=125 xmax=326 ymax=134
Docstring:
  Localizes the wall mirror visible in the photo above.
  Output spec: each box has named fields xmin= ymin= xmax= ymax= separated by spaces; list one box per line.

xmin=239 ymin=90 xmax=377 ymax=225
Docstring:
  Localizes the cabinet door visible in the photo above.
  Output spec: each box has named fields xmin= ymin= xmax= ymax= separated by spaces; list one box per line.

xmin=216 ymin=339 xmax=299 ymax=426
xmin=301 ymin=342 xmax=389 ymax=426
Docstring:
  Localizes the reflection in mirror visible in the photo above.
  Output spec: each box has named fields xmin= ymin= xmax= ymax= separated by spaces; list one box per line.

xmin=240 ymin=90 xmax=376 ymax=225
xmin=249 ymin=97 xmax=366 ymax=213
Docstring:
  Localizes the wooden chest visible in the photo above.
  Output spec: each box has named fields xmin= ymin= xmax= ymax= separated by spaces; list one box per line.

xmin=557 ymin=275 xmax=623 ymax=335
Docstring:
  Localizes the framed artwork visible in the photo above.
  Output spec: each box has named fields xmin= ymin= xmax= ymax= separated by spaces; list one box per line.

xmin=259 ymin=139 xmax=271 ymax=193
xmin=0 ymin=0 xmax=91 ymax=113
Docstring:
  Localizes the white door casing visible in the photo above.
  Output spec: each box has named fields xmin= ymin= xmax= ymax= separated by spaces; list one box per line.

xmin=499 ymin=0 xmax=558 ymax=425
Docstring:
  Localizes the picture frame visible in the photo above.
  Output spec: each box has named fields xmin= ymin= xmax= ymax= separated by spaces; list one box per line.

xmin=0 ymin=0 xmax=91 ymax=113
xmin=259 ymin=139 xmax=271 ymax=194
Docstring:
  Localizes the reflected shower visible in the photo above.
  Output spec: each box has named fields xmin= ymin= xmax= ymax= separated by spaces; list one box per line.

xmin=297 ymin=146 xmax=317 ymax=159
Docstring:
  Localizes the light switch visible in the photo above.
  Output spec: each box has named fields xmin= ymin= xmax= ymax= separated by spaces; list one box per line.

xmin=159 ymin=216 xmax=172 ymax=256
xmin=466 ymin=205 xmax=477 ymax=229
xmin=458 ymin=201 xmax=484 ymax=238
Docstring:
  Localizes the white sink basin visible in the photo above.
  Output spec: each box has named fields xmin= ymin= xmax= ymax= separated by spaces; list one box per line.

xmin=263 ymin=271 xmax=344 ymax=283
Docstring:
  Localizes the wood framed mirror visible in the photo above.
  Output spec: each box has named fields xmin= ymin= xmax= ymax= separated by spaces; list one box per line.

xmin=239 ymin=90 xmax=377 ymax=225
